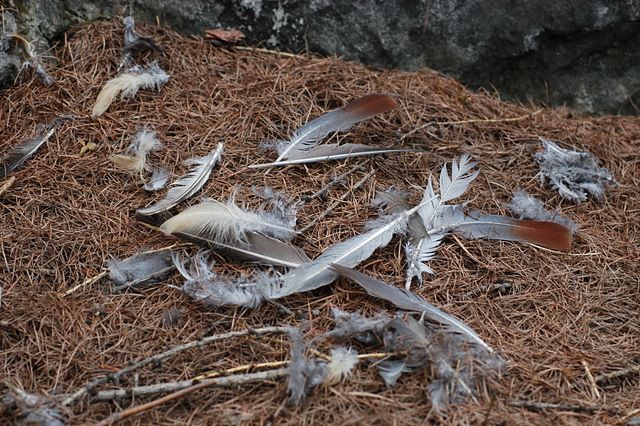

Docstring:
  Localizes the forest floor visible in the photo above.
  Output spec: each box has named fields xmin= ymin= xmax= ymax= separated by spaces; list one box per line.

xmin=1 ymin=19 xmax=639 ymax=425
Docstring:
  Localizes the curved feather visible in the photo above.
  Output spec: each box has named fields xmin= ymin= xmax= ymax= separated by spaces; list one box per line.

xmin=137 ymin=143 xmax=223 ymax=215
xmin=160 ymin=198 xmax=298 ymax=243
xmin=0 ymin=125 xmax=56 ymax=179
xmin=330 ymin=264 xmax=493 ymax=352
xmin=250 ymin=144 xmax=413 ymax=169
xmin=274 ymin=94 xmax=397 ymax=162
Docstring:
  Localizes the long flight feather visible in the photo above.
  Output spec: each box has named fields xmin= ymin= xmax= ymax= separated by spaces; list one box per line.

xmin=330 ymin=264 xmax=493 ymax=352
xmin=451 ymin=213 xmax=572 ymax=251
xmin=273 ymin=94 xmax=397 ymax=162
xmin=92 ymin=61 xmax=169 ymax=117
xmin=264 ymin=200 xmax=432 ymax=300
xmin=137 ymin=143 xmax=223 ymax=215
xmin=160 ymin=198 xmax=298 ymax=243
xmin=250 ymin=144 xmax=413 ymax=169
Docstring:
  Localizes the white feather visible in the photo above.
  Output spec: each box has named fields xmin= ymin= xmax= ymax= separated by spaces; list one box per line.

xmin=324 ymin=347 xmax=359 ymax=385
xmin=92 ymin=61 xmax=169 ymax=117
xmin=137 ymin=143 xmax=223 ymax=215
xmin=143 ymin=167 xmax=170 ymax=191
xmin=160 ymin=198 xmax=298 ymax=243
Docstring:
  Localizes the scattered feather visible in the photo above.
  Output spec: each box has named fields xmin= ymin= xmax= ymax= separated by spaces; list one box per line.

xmin=534 ymin=138 xmax=614 ymax=202
xmin=506 ymin=189 xmax=577 ymax=232
xmin=0 ymin=125 xmax=56 ymax=179
xmin=331 ymin=265 xmax=493 ymax=352
xmin=109 ymin=127 xmax=162 ymax=174
xmin=92 ymin=60 xmax=169 ymax=116
xmin=252 ymin=186 xmax=301 ymax=230
xmin=286 ymin=327 xmax=327 ymax=405
xmin=271 ymin=93 xmax=397 ymax=162
xmin=143 ymin=167 xmax=170 ymax=191
xmin=249 ymin=144 xmax=414 ymax=169
xmin=11 ymin=33 xmax=54 ymax=86
xmin=118 ymin=16 xmax=164 ymax=72
xmin=137 ymin=143 xmax=224 ymax=215
xmin=324 ymin=347 xmax=359 ymax=385
xmin=160 ymin=198 xmax=298 ymax=244
xmin=160 ymin=307 xmax=182 ymax=327
xmin=107 ymin=250 xmax=174 ymax=291
xmin=326 ymin=308 xmax=390 ymax=345
xmin=1 ymin=386 xmax=64 ymax=426
xmin=173 ymin=252 xmax=270 ymax=308
xmin=377 ymin=359 xmax=413 ymax=387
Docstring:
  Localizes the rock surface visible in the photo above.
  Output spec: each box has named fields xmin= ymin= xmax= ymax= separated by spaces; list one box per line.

xmin=2 ymin=0 xmax=639 ymax=115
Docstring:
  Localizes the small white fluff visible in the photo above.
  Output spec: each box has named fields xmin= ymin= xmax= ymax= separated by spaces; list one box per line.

xmin=109 ymin=127 xmax=162 ymax=174
xmin=143 ymin=167 xmax=170 ymax=191
xmin=324 ymin=347 xmax=359 ymax=385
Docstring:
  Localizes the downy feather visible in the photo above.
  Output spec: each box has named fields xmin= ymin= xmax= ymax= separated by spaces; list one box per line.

xmin=250 ymin=144 xmax=413 ymax=169
xmin=534 ymin=138 xmax=613 ymax=202
xmin=324 ymin=347 xmax=359 ymax=385
xmin=143 ymin=167 xmax=170 ymax=191
xmin=506 ymin=189 xmax=577 ymax=232
xmin=173 ymin=252 xmax=269 ymax=308
xmin=326 ymin=308 xmax=390 ymax=345
xmin=273 ymin=93 xmax=397 ymax=162
xmin=160 ymin=198 xmax=298 ymax=243
xmin=2 ymin=385 xmax=65 ymax=426
xmin=92 ymin=60 xmax=169 ymax=116
xmin=0 ymin=125 xmax=56 ymax=179
xmin=377 ymin=359 xmax=413 ymax=387
xmin=330 ymin=264 xmax=493 ymax=352
xmin=109 ymin=127 xmax=162 ymax=173
xmin=137 ymin=143 xmax=223 ymax=215
xmin=286 ymin=327 xmax=327 ymax=405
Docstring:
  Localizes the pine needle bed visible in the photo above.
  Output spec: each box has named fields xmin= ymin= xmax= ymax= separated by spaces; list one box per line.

xmin=0 ymin=19 xmax=639 ymax=425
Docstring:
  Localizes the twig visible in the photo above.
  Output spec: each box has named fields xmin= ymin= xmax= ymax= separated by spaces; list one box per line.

xmin=595 ymin=364 xmax=640 ymax=384
xmin=192 ymin=360 xmax=289 ymax=381
xmin=510 ymin=400 xmax=617 ymax=414
xmin=582 ymin=360 xmax=601 ymax=399
xmin=232 ymin=46 xmax=306 ymax=59
xmin=298 ymin=168 xmax=376 ymax=233
xmin=304 ymin=163 xmax=366 ymax=202
xmin=463 ymin=281 xmax=513 ymax=300
xmin=0 ymin=176 xmax=16 ymax=197
xmin=93 ymin=368 xmax=289 ymax=425
xmin=61 ymin=326 xmax=288 ymax=407
xmin=400 ymin=110 xmax=543 ymax=141
xmin=63 ymin=270 xmax=108 ymax=296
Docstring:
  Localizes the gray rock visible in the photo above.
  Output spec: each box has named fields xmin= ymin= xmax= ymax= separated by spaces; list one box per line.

xmin=2 ymin=0 xmax=640 ymax=115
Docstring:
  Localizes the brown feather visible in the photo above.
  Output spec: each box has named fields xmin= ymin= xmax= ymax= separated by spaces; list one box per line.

xmin=343 ymin=93 xmax=397 ymax=118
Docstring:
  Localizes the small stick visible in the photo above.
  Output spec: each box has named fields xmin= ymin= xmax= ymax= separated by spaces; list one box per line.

xmin=400 ymin=109 xmax=543 ymax=141
xmin=298 ymin=168 xmax=376 ymax=233
xmin=463 ymin=282 xmax=512 ymax=300
xmin=93 ymin=368 xmax=289 ymax=425
xmin=63 ymin=270 xmax=108 ymax=296
xmin=510 ymin=400 xmax=617 ymax=414
xmin=304 ymin=163 xmax=365 ymax=202
xmin=232 ymin=46 xmax=306 ymax=59
xmin=595 ymin=364 xmax=640 ymax=384
xmin=581 ymin=360 xmax=601 ymax=399
xmin=61 ymin=326 xmax=288 ymax=407
xmin=192 ymin=360 xmax=289 ymax=381
xmin=0 ymin=176 xmax=16 ymax=197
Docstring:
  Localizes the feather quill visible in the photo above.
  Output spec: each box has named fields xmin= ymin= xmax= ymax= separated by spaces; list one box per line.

xmin=451 ymin=212 xmax=572 ymax=251
xmin=250 ymin=144 xmax=413 ymax=168
xmin=92 ymin=60 xmax=169 ymax=117
xmin=160 ymin=198 xmax=298 ymax=243
xmin=330 ymin=264 xmax=493 ymax=352
xmin=273 ymin=94 xmax=397 ymax=162
xmin=264 ymin=200 xmax=432 ymax=300
xmin=137 ymin=143 xmax=223 ymax=215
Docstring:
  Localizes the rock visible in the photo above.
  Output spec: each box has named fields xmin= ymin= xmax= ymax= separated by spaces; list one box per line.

xmin=2 ymin=0 xmax=639 ymax=115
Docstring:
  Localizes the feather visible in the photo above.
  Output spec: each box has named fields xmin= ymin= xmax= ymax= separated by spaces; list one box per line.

xmin=506 ymin=189 xmax=577 ymax=232
xmin=11 ymin=33 xmax=54 ymax=86
xmin=108 ymin=127 xmax=162 ymax=174
xmin=173 ymin=252 xmax=269 ymax=308
xmin=534 ymin=138 xmax=614 ymax=202
xmin=286 ymin=327 xmax=327 ymax=405
xmin=118 ymin=16 xmax=164 ymax=72
xmin=143 ymin=167 xmax=170 ymax=191
xmin=377 ymin=359 xmax=413 ymax=387
xmin=326 ymin=308 xmax=390 ymax=345
xmin=160 ymin=198 xmax=298 ymax=244
xmin=372 ymin=188 xmax=426 ymax=241
xmin=0 ymin=125 xmax=56 ymax=179
xmin=1 ymin=385 xmax=64 ymax=426
xmin=324 ymin=347 xmax=359 ymax=385
xmin=92 ymin=61 xmax=169 ymax=116
xmin=273 ymin=93 xmax=397 ymax=162
xmin=252 ymin=186 xmax=301 ymax=230
xmin=137 ymin=143 xmax=223 ymax=215
xmin=330 ymin=264 xmax=493 ymax=352
xmin=108 ymin=250 xmax=174 ymax=291
xmin=249 ymin=144 xmax=413 ymax=168
xmin=452 ymin=213 xmax=573 ymax=251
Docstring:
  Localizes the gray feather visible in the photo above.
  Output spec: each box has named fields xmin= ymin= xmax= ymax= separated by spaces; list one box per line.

xmin=506 ymin=189 xmax=577 ymax=232
xmin=107 ymin=250 xmax=174 ymax=290
xmin=0 ymin=125 xmax=57 ymax=179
